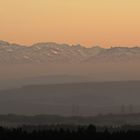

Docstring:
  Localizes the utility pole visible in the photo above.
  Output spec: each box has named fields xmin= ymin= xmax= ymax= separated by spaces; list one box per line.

xmin=71 ymin=104 xmax=80 ymax=116
xmin=128 ymin=104 xmax=134 ymax=114
xmin=121 ymin=105 xmax=126 ymax=114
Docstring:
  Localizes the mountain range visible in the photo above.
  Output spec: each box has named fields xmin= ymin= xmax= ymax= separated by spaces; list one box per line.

xmin=0 ymin=81 xmax=140 ymax=115
xmin=1 ymin=40 xmax=140 ymax=63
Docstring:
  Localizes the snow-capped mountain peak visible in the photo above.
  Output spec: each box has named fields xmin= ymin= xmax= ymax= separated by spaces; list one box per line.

xmin=0 ymin=40 xmax=140 ymax=64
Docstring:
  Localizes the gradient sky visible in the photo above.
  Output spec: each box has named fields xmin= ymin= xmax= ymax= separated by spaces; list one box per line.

xmin=0 ymin=0 xmax=140 ymax=47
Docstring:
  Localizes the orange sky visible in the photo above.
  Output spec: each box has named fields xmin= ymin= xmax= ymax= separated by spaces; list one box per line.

xmin=0 ymin=0 xmax=140 ymax=47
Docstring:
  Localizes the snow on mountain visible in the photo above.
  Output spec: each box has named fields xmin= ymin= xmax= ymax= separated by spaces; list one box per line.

xmin=0 ymin=41 xmax=140 ymax=63
xmin=85 ymin=47 xmax=140 ymax=62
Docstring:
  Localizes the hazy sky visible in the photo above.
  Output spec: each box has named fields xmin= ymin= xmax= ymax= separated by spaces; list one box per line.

xmin=0 ymin=0 xmax=140 ymax=47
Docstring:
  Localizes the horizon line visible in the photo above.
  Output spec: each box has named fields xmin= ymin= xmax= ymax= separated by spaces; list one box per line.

xmin=0 ymin=40 xmax=140 ymax=49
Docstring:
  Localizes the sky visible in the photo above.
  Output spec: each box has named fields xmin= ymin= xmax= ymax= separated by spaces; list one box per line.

xmin=0 ymin=0 xmax=140 ymax=47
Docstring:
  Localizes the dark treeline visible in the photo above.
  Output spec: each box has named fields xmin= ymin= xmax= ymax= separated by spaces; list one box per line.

xmin=0 ymin=125 xmax=140 ymax=139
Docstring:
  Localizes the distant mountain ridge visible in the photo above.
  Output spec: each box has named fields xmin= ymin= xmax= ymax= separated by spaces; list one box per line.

xmin=0 ymin=40 xmax=140 ymax=63
xmin=1 ymin=81 xmax=140 ymax=115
